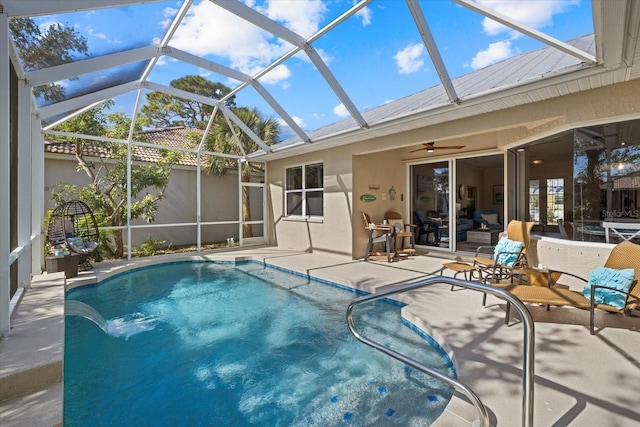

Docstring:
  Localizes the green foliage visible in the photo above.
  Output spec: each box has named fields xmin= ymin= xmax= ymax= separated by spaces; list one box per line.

xmin=202 ymin=107 xmax=279 ymax=238
xmin=135 ymin=237 xmax=168 ymax=257
xmin=9 ymin=17 xmax=88 ymax=103
xmin=204 ymin=107 xmax=280 ymax=177
xmin=139 ymin=75 xmax=236 ymax=129
xmin=49 ymin=104 xmax=180 ymax=258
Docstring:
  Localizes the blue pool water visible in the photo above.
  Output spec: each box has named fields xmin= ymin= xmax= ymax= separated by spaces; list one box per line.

xmin=64 ymin=262 xmax=455 ymax=426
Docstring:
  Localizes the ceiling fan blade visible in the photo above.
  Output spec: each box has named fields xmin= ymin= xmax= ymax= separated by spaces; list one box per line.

xmin=407 ymin=143 xmax=464 ymax=153
xmin=434 ymin=145 xmax=465 ymax=149
xmin=408 ymin=143 xmax=433 ymax=153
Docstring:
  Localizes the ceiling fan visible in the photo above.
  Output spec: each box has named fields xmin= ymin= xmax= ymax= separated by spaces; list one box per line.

xmin=409 ymin=142 xmax=465 ymax=153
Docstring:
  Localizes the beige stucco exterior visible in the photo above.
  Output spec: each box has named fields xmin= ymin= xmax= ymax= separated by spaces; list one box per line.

xmin=265 ymin=79 xmax=640 ymax=268
xmin=45 ymin=156 xmax=242 ymax=248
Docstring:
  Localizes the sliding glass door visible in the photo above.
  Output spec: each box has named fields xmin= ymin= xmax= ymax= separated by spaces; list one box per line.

xmin=410 ymin=162 xmax=450 ymax=250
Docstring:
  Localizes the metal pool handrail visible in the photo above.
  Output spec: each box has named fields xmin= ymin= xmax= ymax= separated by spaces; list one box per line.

xmin=346 ymin=276 xmax=535 ymax=427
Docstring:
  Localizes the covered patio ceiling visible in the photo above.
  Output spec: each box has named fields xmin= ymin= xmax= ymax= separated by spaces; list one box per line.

xmin=4 ymin=0 xmax=640 ymax=161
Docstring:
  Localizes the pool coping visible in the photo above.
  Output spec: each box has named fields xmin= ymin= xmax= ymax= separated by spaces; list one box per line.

xmin=1 ymin=248 xmax=459 ymax=427
xmin=3 ymin=247 xmax=640 ymax=427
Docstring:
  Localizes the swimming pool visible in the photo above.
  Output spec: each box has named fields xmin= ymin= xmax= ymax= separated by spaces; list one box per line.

xmin=64 ymin=261 xmax=455 ymax=426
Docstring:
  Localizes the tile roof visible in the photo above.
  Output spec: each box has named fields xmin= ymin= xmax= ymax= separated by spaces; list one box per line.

xmin=44 ymin=126 xmax=203 ymax=167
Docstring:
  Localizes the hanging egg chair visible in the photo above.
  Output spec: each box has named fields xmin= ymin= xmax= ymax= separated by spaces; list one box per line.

xmin=47 ymin=200 xmax=100 ymax=270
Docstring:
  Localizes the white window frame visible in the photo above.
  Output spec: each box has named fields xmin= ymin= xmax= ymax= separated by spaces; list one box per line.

xmin=285 ymin=162 xmax=324 ymax=218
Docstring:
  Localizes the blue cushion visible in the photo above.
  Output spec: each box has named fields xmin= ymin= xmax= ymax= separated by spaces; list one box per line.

xmin=582 ymin=266 xmax=635 ymax=310
xmin=493 ymin=237 xmax=523 ymax=267
xmin=68 ymin=236 xmax=86 ymax=250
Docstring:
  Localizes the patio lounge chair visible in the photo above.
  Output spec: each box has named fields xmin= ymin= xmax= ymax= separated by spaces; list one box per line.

xmin=474 ymin=220 xmax=536 ymax=284
xmin=384 ymin=210 xmax=416 ymax=257
xmin=362 ymin=212 xmax=394 ymax=262
xmin=500 ymin=241 xmax=640 ymax=335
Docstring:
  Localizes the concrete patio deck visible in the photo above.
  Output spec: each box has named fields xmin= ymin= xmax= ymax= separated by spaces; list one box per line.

xmin=2 ymin=246 xmax=640 ymax=426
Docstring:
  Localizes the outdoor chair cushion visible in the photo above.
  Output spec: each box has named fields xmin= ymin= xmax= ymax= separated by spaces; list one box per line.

xmin=68 ymin=236 xmax=86 ymax=250
xmin=582 ymin=266 xmax=635 ymax=309
xmin=85 ymin=241 xmax=99 ymax=250
xmin=493 ymin=237 xmax=523 ymax=267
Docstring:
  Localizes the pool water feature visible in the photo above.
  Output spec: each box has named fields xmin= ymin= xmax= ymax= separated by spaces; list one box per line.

xmin=64 ymin=261 xmax=455 ymax=426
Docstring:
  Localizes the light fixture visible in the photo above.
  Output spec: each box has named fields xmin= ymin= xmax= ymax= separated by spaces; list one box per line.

xmin=532 ymin=159 xmax=543 ymax=165
xmin=426 ymin=147 xmax=435 ymax=153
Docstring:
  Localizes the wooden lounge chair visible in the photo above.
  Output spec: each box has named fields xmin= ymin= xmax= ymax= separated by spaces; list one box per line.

xmin=474 ymin=220 xmax=535 ymax=284
xmin=500 ymin=241 xmax=640 ymax=335
xmin=384 ymin=210 xmax=416 ymax=257
xmin=362 ymin=212 xmax=394 ymax=262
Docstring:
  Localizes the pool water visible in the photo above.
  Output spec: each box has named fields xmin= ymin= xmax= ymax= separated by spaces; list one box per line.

xmin=64 ymin=262 xmax=455 ymax=426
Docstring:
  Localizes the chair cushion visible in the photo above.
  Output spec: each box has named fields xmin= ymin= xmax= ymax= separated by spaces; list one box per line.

xmin=390 ymin=219 xmax=404 ymax=233
xmin=68 ymin=236 xmax=86 ymax=250
xmin=582 ymin=266 xmax=635 ymax=309
xmin=493 ymin=237 xmax=523 ymax=266
xmin=481 ymin=213 xmax=500 ymax=225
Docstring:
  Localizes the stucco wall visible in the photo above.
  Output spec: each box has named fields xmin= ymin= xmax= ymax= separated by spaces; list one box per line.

xmin=266 ymin=145 xmax=353 ymax=254
xmin=264 ymin=79 xmax=640 ymax=259
xmin=352 ymin=150 xmax=407 ymax=259
xmin=45 ymin=156 xmax=243 ymax=247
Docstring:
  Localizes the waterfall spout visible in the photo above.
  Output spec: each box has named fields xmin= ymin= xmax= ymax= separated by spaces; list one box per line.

xmin=66 ymin=300 xmax=157 ymax=338
xmin=66 ymin=300 xmax=108 ymax=333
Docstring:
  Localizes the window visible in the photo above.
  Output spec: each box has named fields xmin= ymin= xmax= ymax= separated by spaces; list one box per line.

xmin=529 ymin=180 xmax=540 ymax=223
xmin=285 ymin=163 xmax=323 ymax=217
xmin=546 ymin=178 xmax=564 ymax=225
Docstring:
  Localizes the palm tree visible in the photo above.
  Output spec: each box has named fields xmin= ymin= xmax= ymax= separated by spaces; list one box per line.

xmin=203 ymin=107 xmax=280 ymax=237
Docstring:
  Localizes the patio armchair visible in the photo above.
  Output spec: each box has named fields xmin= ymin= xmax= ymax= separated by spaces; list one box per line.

xmin=384 ymin=210 xmax=416 ymax=257
xmin=499 ymin=241 xmax=640 ymax=335
xmin=474 ymin=220 xmax=535 ymax=284
xmin=362 ymin=212 xmax=394 ymax=262
xmin=413 ymin=211 xmax=441 ymax=245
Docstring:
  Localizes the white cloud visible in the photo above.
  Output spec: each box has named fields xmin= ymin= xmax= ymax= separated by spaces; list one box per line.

xmin=477 ymin=0 xmax=580 ymax=38
xmin=86 ymin=26 xmax=107 ymax=40
xmin=86 ymin=26 xmax=121 ymax=44
xmin=170 ymin=2 xmax=291 ymax=79
xmin=394 ymin=43 xmax=425 ymax=74
xmin=260 ymin=64 xmax=292 ymax=85
xmin=278 ymin=116 xmax=306 ymax=130
xmin=260 ymin=0 xmax=328 ymax=38
xmin=38 ymin=19 xmax=61 ymax=32
xmin=169 ymin=0 xmax=332 ymax=86
xmin=292 ymin=116 xmax=305 ymax=128
xmin=160 ymin=7 xmax=179 ymax=30
xmin=471 ymin=40 xmax=513 ymax=69
xmin=356 ymin=6 xmax=372 ymax=27
xmin=91 ymin=75 xmax=109 ymax=85
xmin=333 ymin=103 xmax=350 ymax=118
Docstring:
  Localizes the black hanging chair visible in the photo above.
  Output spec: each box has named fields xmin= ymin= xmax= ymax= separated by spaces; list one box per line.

xmin=47 ymin=200 xmax=100 ymax=270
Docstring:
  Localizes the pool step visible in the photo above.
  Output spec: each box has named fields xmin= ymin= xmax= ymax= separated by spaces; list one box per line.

xmin=0 ymin=273 xmax=65 ymax=426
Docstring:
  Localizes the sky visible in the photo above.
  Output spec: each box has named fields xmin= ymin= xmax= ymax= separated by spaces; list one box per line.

xmin=25 ymin=0 xmax=594 ymax=140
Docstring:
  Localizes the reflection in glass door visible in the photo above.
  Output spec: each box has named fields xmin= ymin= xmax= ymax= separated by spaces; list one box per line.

xmin=410 ymin=162 xmax=450 ymax=249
